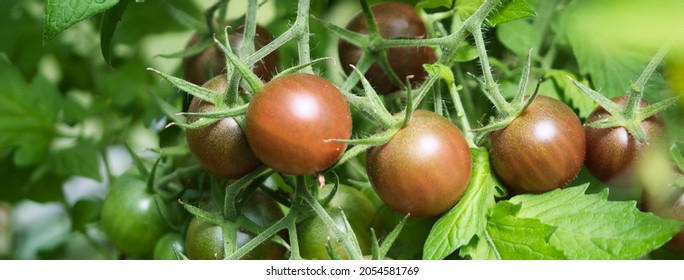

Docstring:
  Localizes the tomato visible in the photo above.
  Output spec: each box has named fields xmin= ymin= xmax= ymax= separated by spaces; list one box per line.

xmin=297 ymin=184 xmax=376 ymax=260
xmin=184 ymin=190 xmax=286 ymax=260
xmin=371 ymin=205 xmax=437 ymax=260
xmin=183 ymin=25 xmax=280 ymax=85
xmin=245 ymin=73 xmax=352 ymax=175
xmin=153 ymin=232 xmax=185 ymax=260
xmin=366 ymin=110 xmax=472 ymax=217
xmin=584 ymin=96 xmax=666 ymax=188
xmin=641 ymin=182 xmax=684 ymax=254
xmin=100 ymin=170 xmax=184 ymax=258
xmin=489 ymin=95 xmax=585 ymax=194
xmin=338 ymin=2 xmax=436 ymax=94
xmin=185 ymin=75 xmax=262 ymax=179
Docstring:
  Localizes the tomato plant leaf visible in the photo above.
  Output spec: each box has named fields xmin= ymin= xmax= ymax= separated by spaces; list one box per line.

xmin=71 ymin=197 xmax=103 ymax=231
xmin=543 ymin=70 xmax=596 ymax=119
xmin=509 ymin=184 xmax=682 ymax=259
xmin=556 ymin=2 xmax=665 ymax=99
xmin=423 ymin=148 xmax=498 ymax=260
xmin=417 ymin=0 xmax=453 ymax=9
xmin=458 ymin=0 xmax=536 ymax=27
xmin=0 ymin=58 xmax=60 ymax=165
xmin=46 ymin=142 xmax=102 ymax=181
xmin=43 ymin=0 xmax=120 ymax=43
xmin=496 ymin=19 xmax=540 ymax=58
xmin=461 ymin=201 xmax=566 ymax=260
xmin=101 ymin=0 xmax=131 ymax=66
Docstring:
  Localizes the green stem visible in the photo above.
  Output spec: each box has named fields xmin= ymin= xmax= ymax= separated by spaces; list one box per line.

xmin=624 ymin=44 xmax=670 ymax=119
xmin=449 ymin=82 xmax=476 ymax=147
xmin=223 ymin=165 xmax=273 ymax=220
xmin=295 ymin=0 xmax=313 ymax=74
xmin=472 ymin=26 xmax=513 ymax=114
xmin=240 ymin=0 xmax=258 ymax=59
xmin=299 ymin=182 xmax=364 ymax=260
xmin=439 ymin=0 xmax=502 ymax=65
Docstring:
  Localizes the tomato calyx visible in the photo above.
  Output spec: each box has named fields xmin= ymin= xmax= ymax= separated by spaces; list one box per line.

xmin=569 ymin=45 xmax=677 ymax=144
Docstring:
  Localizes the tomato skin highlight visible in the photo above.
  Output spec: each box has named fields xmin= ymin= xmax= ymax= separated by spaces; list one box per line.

xmin=245 ymin=73 xmax=352 ymax=175
xmin=366 ymin=110 xmax=472 ymax=217
xmin=183 ymin=25 xmax=279 ymax=85
xmin=584 ymin=96 xmax=666 ymax=188
xmin=489 ymin=95 xmax=586 ymax=194
xmin=338 ymin=2 xmax=436 ymax=94
xmin=185 ymin=75 xmax=262 ymax=179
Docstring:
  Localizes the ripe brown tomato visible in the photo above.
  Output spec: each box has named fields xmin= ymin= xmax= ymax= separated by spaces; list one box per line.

xmin=245 ymin=73 xmax=352 ymax=175
xmin=338 ymin=2 xmax=436 ymax=94
xmin=584 ymin=96 xmax=666 ymax=188
xmin=185 ymin=75 xmax=261 ymax=179
xmin=183 ymin=25 xmax=279 ymax=85
xmin=366 ymin=110 xmax=472 ymax=217
xmin=489 ymin=95 xmax=586 ymax=194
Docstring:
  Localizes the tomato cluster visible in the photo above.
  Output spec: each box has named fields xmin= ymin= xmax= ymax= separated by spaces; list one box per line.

xmin=97 ymin=1 xmax=679 ymax=261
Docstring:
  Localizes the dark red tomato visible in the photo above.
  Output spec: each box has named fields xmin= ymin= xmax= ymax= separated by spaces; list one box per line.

xmin=101 ymin=170 xmax=184 ymax=258
xmin=585 ymin=96 xmax=666 ymax=188
xmin=338 ymin=2 xmax=436 ymax=94
xmin=245 ymin=73 xmax=352 ymax=175
xmin=183 ymin=25 xmax=279 ymax=85
xmin=641 ymin=183 xmax=684 ymax=254
xmin=153 ymin=232 xmax=185 ymax=260
xmin=489 ymin=95 xmax=585 ymax=194
xmin=184 ymin=190 xmax=286 ymax=260
xmin=297 ymin=184 xmax=376 ymax=260
xmin=185 ymin=75 xmax=262 ymax=179
xmin=366 ymin=110 xmax=472 ymax=217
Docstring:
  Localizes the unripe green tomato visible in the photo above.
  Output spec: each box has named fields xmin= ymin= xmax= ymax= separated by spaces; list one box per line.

xmin=297 ymin=184 xmax=376 ymax=260
xmin=184 ymin=191 xmax=286 ymax=260
xmin=101 ymin=170 xmax=184 ymax=258
xmin=153 ymin=232 xmax=185 ymax=260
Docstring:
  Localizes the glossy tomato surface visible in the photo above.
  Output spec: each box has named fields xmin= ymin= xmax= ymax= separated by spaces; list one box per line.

xmin=585 ymin=96 xmax=666 ymax=188
xmin=185 ymin=75 xmax=262 ymax=179
xmin=297 ymin=184 xmax=376 ymax=260
xmin=245 ymin=73 xmax=352 ymax=175
xmin=489 ymin=95 xmax=585 ymax=194
xmin=338 ymin=2 xmax=435 ymax=94
xmin=366 ymin=110 xmax=472 ymax=217
xmin=100 ymin=171 xmax=182 ymax=258
xmin=183 ymin=25 xmax=279 ymax=85
xmin=184 ymin=190 xmax=286 ymax=260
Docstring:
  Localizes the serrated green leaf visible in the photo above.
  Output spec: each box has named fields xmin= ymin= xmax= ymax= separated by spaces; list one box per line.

xmin=461 ymin=201 xmax=566 ymax=260
xmin=544 ymin=70 xmax=596 ymax=119
xmin=0 ymin=58 xmax=60 ymax=165
xmin=557 ymin=3 xmax=659 ymax=98
xmin=458 ymin=0 xmax=536 ymax=27
xmin=101 ymin=0 xmax=131 ymax=66
xmin=46 ymin=142 xmax=102 ymax=181
xmin=496 ymin=19 xmax=541 ymax=58
xmin=423 ymin=148 xmax=498 ymax=260
xmin=43 ymin=0 xmax=120 ymax=42
xmin=509 ymin=185 xmax=681 ymax=259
